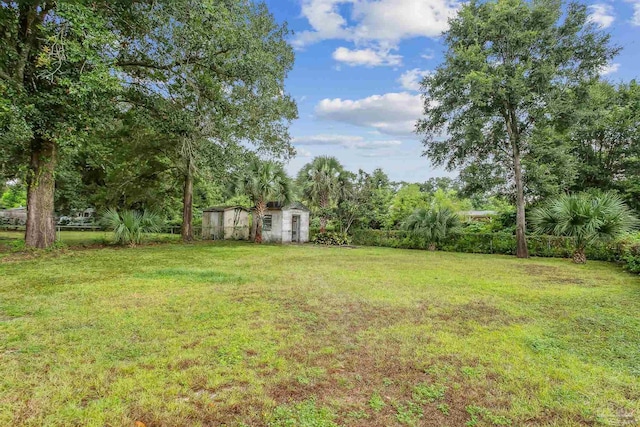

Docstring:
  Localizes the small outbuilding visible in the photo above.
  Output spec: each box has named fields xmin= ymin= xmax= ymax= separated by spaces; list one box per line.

xmin=254 ymin=202 xmax=310 ymax=244
xmin=202 ymin=206 xmax=250 ymax=240
xmin=459 ymin=210 xmax=497 ymax=222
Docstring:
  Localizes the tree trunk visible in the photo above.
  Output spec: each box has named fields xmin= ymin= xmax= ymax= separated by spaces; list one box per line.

xmin=254 ymin=201 xmax=266 ymax=243
xmin=181 ymin=163 xmax=194 ymax=242
xmin=320 ymin=195 xmax=329 ymax=233
xmin=512 ymin=144 xmax=529 ymax=258
xmin=250 ymin=211 xmax=257 ymax=241
xmin=320 ymin=217 xmax=328 ymax=233
xmin=25 ymin=138 xmax=56 ymax=249
xmin=572 ymin=247 xmax=587 ymax=264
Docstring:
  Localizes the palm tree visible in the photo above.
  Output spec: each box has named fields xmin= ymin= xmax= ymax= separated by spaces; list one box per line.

xmin=402 ymin=207 xmax=461 ymax=250
xmin=230 ymin=159 xmax=291 ymax=243
xmin=530 ymin=192 xmax=638 ymax=263
xmin=102 ymin=209 xmax=164 ymax=246
xmin=297 ymin=156 xmax=348 ymax=232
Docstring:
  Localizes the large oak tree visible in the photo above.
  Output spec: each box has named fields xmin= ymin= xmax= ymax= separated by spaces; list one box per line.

xmin=1 ymin=1 xmax=135 ymax=247
xmin=417 ymin=0 xmax=618 ymax=258
xmin=1 ymin=0 xmax=296 ymax=247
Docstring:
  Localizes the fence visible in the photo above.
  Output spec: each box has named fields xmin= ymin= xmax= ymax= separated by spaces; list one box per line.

xmin=0 ymin=225 xmax=103 ymax=232
xmin=1 ymin=224 xmax=252 ymax=240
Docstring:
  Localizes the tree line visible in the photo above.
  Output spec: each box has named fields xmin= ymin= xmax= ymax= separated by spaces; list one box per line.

xmin=2 ymin=0 xmax=639 ymax=255
xmin=1 ymin=0 xmax=297 ymax=247
xmin=417 ymin=0 xmax=639 ymax=258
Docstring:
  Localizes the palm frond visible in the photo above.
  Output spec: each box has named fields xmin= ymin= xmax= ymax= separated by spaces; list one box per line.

xmin=531 ymin=192 xmax=639 ymax=253
xmin=102 ymin=209 xmax=164 ymax=245
xmin=401 ymin=207 xmax=461 ymax=244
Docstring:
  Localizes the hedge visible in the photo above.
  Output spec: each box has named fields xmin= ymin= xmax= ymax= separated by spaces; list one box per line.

xmin=351 ymin=229 xmax=640 ymax=272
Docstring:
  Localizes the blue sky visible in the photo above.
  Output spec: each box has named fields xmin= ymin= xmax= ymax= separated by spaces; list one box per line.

xmin=264 ymin=0 xmax=639 ymax=182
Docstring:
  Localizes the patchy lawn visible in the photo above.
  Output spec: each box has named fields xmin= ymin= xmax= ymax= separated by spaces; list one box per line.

xmin=0 ymin=242 xmax=638 ymax=426
xmin=0 ymin=231 xmax=180 ymax=255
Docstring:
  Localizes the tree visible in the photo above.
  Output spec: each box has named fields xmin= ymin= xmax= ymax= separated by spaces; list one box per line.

xmin=569 ymin=80 xmax=640 ymax=210
xmin=1 ymin=181 xmax=27 ymax=210
xmin=1 ymin=1 xmax=297 ymax=247
xmin=420 ymin=177 xmax=460 ymax=194
xmin=297 ymin=156 xmax=348 ymax=232
xmin=116 ymin=0 xmax=297 ymax=242
xmin=430 ymin=188 xmax=473 ymax=212
xmin=230 ymin=160 xmax=292 ymax=243
xmin=386 ymin=184 xmax=430 ymax=229
xmin=361 ymin=169 xmax=394 ymax=229
xmin=417 ymin=0 xmax=618 ymax=258
xmin=530 ymin=192 xmax=638 ymax=263
xmin=335 ymin=169 xmax=393 ymax=233
xmin=402 ymin=207 xmax=461 ymax=251
xmin=1 ymin=2 xmax=130 ymax=247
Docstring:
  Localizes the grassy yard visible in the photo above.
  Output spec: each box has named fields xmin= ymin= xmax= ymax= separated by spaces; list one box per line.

xmin=0 ymin=242 xmax=638 ymax=426
xmin=0 ymin=230 xmax=180 ymax=252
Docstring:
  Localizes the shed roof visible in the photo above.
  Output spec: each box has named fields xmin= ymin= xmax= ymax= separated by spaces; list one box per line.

xmin=459 ymin=210 xmax=497 ymax=217
xmin=203 ymin=205 xmax=250 ymax=213
xmin=265 ymin=201 xmax=310 ymax=211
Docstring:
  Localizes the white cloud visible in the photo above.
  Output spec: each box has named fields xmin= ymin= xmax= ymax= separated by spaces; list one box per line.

xmin=295 ymin=147 xmax=313 ymax=157
xmin=398 ymin=69 xmax=431 ymax=91
xmin=315 ymin=92 xmax=423 ymax=136
xmin=350 ymin=0 xmax=457 ymax=44
xmin=632 ymin=2 xmax=640 ymax=26
xmin=360 ymin=149 xmax=408 ymax=158
xmin=421 ymin=49 xmax=435 ymax=60
xmin=600 ymin=62 xmax=620 ymax=75
xmin=293 ymin=0 xmax=458 ymax=48
xmin=332 ymin=47 xmax=402 ymax=67
xmin=293 ymin=134 xmax=402 ymax=150
xmin=588 ymin=4 xmax=615 ymax=28
xmin=294 ymin=0 xmax=351 ymax=46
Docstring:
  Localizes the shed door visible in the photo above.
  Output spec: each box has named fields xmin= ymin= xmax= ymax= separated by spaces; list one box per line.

xmin=292 ymin=215 xmax=300 ymax=243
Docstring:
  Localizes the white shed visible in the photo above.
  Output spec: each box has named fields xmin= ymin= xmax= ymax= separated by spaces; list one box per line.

xmin=202 ymin=206 xmax=250 ymax=240
xmin=254 ymin=202 xmax=310 ymax=244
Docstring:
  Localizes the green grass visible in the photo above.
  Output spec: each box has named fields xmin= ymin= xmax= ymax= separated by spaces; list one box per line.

xmin=0 ymin=230 xmax=180 ymax=253
xmin=0 ymin=242 xmax=639 ymax=426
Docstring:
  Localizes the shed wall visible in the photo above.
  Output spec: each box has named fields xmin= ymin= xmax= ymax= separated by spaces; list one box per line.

xmin=299 ymin=211 xmax=310 ymax=243
xmin=262 ymin=210 xmax=283 ymax=243
xmin=222 ymin=209 xmax=249 ymax=240
xmin=279 ymin=209 xmax=309 ymax=243
xmin=201 ymin=211 xmax=219 ymax=239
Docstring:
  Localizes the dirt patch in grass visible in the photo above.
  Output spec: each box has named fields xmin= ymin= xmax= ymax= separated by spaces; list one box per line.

xmin=521 ymin=265 xmax=562 ymax=276
xmin=169 ymin=358 xmax=200 ymax=370
xmin=435 ymin=299 xmax=525 ymax=332
xmin=264 ymin=295 xmax=513 ymax=426
xmin=519 ymin=265 xmax=592 ymax=286
xmin=269 ymin=340 xmax=511 ymax=427
xmin=555 ymin=277 xmax=587 ymax=285
xmin=271 ymin=294 xmax=431 ymax=336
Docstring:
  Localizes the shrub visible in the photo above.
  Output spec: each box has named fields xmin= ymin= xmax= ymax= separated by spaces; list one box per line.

xmin=530 ymin=192 xmax=639 ymax=263
xmin=102 ymin=209 xmax=164 ymax=246
xmin=401 ymin=207 xmax=461 ymax=250
xmin=311 ymin=231 xmax=351 ymax=246
xmin=622 ymin=243 xmax=640 ymax=274
xmin=350 ymin=229 xmax=640 ymax=273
